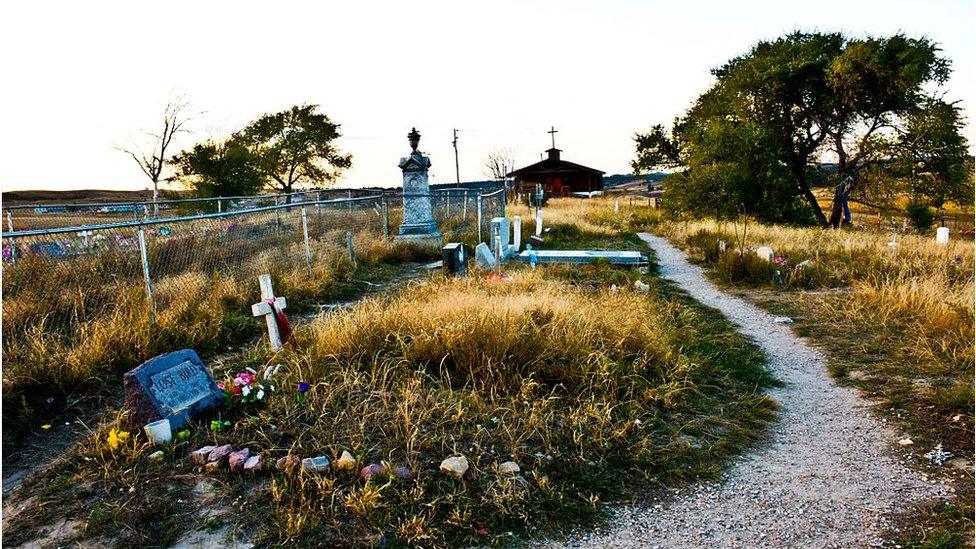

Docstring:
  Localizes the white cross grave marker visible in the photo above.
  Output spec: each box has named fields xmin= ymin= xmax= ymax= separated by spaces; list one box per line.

xmin=251 ymin=274 xmax=287 ymax=350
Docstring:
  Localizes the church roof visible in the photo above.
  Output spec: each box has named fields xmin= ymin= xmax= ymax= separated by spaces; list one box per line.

xmin=506 ymin=148 xmax=605 ymax=177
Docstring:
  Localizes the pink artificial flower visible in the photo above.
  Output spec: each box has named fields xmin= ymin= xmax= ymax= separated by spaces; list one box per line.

xmin=217 ymin=382 xmax=225 ymax=391
xmin=234 ymin=371 xmax=256 ymax=387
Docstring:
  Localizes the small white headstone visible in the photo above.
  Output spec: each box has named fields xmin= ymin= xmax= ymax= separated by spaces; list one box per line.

xmin=474 ymin=242 xmax=496 ymax=268
xmin=512 ymin=216 xmax=522 ymax=252
xmin=936 ymin=226 xmax=950 ymax=245
xmin=489 ymin=217 xmax=511 ymax=255
xmin=756 ymin=246 xmax=774 ymax=262
xmin=614 ymin=199 xmax=620 ymax=213
xmin=718 ymin=240 xmax=728 ymax=253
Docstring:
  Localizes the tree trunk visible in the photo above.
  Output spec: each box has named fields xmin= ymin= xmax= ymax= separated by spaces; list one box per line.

xmin=791 ymin=162 xmax=829 ymax=227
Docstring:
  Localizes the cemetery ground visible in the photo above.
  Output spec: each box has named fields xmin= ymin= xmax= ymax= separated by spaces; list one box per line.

xmin=2 ymin=197 xmax=969 ymax=547
xmin=653 ymin=216 xmax=975 ymax=547
xmin=1 ymin=198 xmax=781 ymax=547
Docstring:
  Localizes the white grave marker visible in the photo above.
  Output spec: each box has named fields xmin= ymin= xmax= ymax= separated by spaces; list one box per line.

xmin=535 ymin=209 xmax=543 ymax=237
xmin=512 ymin=216 xmax=522 ymax=252
xmin=251 ymin=274 xmax=287 ymax=351
xmin=936 ymin=226 xmax=950 ymax=245
xmin=756 ymin=246 xmax=774 ymax=262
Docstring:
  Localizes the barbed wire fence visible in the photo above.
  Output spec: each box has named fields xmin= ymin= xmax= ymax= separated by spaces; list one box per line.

xmin=2 ymin=186 xmax=505 ymax=338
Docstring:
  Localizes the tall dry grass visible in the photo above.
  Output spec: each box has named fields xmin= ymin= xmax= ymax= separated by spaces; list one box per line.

xmin=1 ymin=230 xmax=435 ymax=437
xmin=4 ymin=265 xmax=778 ymax=547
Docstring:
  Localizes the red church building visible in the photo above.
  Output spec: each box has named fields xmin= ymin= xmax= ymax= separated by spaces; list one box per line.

xmin=507 ymin=143 xmax=605 ymax=198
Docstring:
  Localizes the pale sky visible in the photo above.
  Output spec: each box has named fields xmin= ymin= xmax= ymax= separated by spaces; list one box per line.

xmin=2 ymin=0 xmax=973 ymax=191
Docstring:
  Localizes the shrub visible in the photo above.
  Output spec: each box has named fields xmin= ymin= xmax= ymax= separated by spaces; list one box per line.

xmin=906 ymin=202 xmax=934 ymax=233
xmin=713 ymin=250 xmax=780 ymax=286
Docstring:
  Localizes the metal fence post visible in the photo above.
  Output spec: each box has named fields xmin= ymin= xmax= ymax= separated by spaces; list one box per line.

xmin=462 ymin=190 xmax=467 ymax=221
xmin=347 ymin=189 xmax=353 ymax=214
xmin=137 ymin=228 xmax=156 ymax=321
xmin=446 ymin=192 xmax=451 ymax=218
xmin=346 ymin=231 xmax=357 ymax=268
xmin=217 ymin=197 xmax=223 ymax=214
xmin=274 ymin=196 xmax=281 ymax=232
xmin=477 ymin=194 xmax=483 ymax=244
xmin=301 ymin=206 xmax=313 ymax=273
xmin=383 ymin=195 xmax=390 ymax=239
xmin=6 ymin=211 xmax=13 ymax=232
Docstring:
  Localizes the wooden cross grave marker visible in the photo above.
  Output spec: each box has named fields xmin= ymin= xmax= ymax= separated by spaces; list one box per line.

xmin=251 ymin=274 xmax=287 ymax=351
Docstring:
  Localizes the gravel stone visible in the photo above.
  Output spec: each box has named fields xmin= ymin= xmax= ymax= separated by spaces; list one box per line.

xmin=550 ymin=234 xmax=949 ymax=548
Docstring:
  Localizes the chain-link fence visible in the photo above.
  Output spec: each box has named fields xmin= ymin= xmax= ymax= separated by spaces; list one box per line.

xmin=0 ymin=188 xmax=381 ymax=232
xmin=2 ymin=186 xmax=504 ymax=334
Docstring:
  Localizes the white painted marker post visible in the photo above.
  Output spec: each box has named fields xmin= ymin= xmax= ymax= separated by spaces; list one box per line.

xmin=535 ymin=209 xmax=543 ymax=237
xmin=512 ymin=216 xmax=522 ymax=252
xmin=251 ymin=274 xmax=287 ymax=351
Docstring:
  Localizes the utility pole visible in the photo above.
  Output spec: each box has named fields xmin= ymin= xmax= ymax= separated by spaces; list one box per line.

xmin=452 ymin=129 xmax=460 ymax=185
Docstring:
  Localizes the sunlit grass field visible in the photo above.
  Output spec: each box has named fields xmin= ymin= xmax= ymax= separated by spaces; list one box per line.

xmin=2 ymin=199 xmax=778 ymax=547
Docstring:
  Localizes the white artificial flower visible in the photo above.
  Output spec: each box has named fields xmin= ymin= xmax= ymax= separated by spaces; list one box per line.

xmin=256 ymin=389 xmax=265 ymax=400
xmin=242 ymin=386 xmax=252 ymax=397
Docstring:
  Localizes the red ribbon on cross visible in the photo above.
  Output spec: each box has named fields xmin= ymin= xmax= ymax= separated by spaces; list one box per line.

xmin=265 ymin=297 xmax=293 ymax=345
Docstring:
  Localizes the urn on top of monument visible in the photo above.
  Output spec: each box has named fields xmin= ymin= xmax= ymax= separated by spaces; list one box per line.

xmin=400 ymin=126 xmax=432 ymax=171
xmin=408 ymin=127 xmax=421 ymax=154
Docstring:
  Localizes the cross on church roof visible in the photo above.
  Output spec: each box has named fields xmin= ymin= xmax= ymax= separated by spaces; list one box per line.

xmin=548 ymin=126 xmax=558 ymax=149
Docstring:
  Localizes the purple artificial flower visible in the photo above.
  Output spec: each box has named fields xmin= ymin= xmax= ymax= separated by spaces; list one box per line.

xmin=296 ymin=381 xmax=311 ymax=394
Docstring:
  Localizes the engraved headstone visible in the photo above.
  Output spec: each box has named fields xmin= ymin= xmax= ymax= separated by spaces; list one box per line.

xmin=123 ymin=349 xmax=224 ymax=430
xmin=489 ymin=217 xmax=514 ymax=259
xmin=474 ymin=242 xmax=496 ymax=268
xmin=442 ymin=242 xmax=467 ymax=276
xmin=395 ymin=127 xmax=442 ymax=247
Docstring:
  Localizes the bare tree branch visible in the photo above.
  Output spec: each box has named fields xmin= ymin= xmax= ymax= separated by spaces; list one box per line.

xmin=117 ymin=94 xmax=195 ymax=205
xmin=483 ymin=148 xmax=516 ymax=181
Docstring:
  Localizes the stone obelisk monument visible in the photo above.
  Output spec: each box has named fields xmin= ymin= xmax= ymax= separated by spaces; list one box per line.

xmin=395 ymin=127 xmax=442 ymax=247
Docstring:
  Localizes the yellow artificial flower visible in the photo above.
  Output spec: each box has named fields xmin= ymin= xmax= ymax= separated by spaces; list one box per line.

xmin=107 ymin=428 xmax=130 ymax=450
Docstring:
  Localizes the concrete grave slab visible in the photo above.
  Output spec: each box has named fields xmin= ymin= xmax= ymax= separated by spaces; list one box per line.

xmin=516 ymin=249 xmax=646 ymax=265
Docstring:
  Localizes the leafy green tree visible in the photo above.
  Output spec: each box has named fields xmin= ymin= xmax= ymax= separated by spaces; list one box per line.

xmin=173 ymin=139 xmax=264 ymax=198
xmin=894 ymin=99 xmax=973 ymax=212
xmin=236 ymin=105 xmax=352 ymax=195
xmin=635 ymin=32 xmax=966 ymax=227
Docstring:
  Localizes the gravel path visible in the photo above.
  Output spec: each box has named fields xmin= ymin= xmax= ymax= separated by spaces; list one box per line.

xmin=559 ymin=233 xmax=950 ymax=548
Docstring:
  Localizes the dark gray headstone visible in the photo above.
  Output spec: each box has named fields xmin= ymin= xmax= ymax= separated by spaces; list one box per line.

xmin=123 ymin=349 xmax=223 ymax=430
xmin=442 ymin=242 xmax=467 ymax=276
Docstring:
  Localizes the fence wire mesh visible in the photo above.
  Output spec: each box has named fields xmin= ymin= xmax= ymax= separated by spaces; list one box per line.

xmin=0 ymin=189 xmax=374 ymax=231
xmin=2 ymin=187 xmax=504 ymax=338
